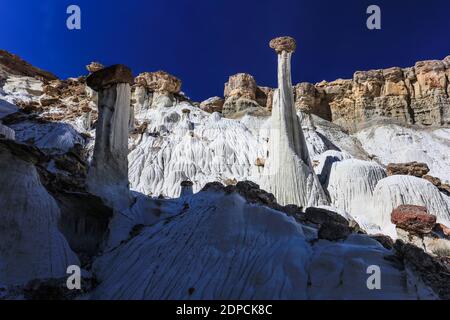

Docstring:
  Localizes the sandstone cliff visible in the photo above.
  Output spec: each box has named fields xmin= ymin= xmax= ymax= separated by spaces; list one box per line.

xmin=207 ymin=56 xmax=450 ymax=133
xmin=306 ymin=57 xmax=450 ymax=132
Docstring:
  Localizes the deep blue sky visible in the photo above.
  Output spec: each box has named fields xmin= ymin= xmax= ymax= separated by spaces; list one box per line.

xmin=1 ymin=0 xmax=449 ymax=101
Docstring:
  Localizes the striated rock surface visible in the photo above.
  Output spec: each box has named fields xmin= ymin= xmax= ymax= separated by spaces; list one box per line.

xmin=260 ymin=37 xmax=328 ymax=207
xmin=371 ymin=175 xmax=450 ymax=237
xmin=86 ymin=65 xmax=133 ymax=208
xmin=0 ymin=140 xmax=79 ymax=285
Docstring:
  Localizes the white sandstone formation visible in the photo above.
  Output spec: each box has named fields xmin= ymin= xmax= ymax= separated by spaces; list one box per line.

xmin=327 ymin=158 xmax=387 ymax=232
xmin=370 ymin=175 xmax=450 ymax=237
xmin=313 ymin=150 xmax=351 ymax=185
xmin=355 ymin=124 xmax=450 ymax=183
xmin=133 ymin=71 xmax=182 ymax=111
xmin=0 ymin=143 xmax=79 ymax=285
xmin=85 ymin=65 xmax=134 ymax=208
xmin=91 ymin=188 xmax=420 ymax=299
xmin=261 ymin=37 xmax=327 ymax=207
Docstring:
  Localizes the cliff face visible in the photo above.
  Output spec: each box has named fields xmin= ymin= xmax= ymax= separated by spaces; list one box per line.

xmin=297 ymin=57 xmax=450 ymax=132
xmin=208 ymin=57 xmax=450 ymax=133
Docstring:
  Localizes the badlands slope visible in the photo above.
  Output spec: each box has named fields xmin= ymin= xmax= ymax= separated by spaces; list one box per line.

xmin=0 ymin=48 xmax=449 ymax=299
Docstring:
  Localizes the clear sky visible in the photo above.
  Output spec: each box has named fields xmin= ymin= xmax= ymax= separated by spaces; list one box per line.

xmin=1 ymin=0 xmax=449 ymax=101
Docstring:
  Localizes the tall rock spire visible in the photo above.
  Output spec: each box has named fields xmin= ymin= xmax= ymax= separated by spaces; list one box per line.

xmin=261 ymin=36 xmax=328 ymax=207
xmin=86 ymin=64 xmax=134 ymax=208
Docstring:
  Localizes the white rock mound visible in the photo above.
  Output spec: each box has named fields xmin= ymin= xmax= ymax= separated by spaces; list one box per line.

xmin=326 ymin=158 xmax=387 ymax=232
xmin=0 ymin=144 xmax=79 ymax=285
xmin=370 ymin=175 xmax=450 ymax=237
xmin=91 ymin=187 xmax=421 ymax=300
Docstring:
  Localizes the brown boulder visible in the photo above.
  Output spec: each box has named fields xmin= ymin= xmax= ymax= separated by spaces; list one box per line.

xmin=86 ymin=61 xmax=104 ymax=73
xmin=304 ymin=207 xmax=349 ymax=226
xmin=386 ymin=162 xmax=430 ymax=177
xmin=422 ymin=175 xmax=450 ymax=196
xmin=269 ymin=36 xmax=296 ymax=54
xmin=318 ymin=222 xmax=351 ymax=241
xmin=86 ymin=64 xmax=134 ymax=91
xmin=391 ymin=205 xmax=436 ymax=234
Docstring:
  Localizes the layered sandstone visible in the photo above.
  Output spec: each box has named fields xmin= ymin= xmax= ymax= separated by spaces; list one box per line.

xmin=132 ymin=71 xmax=184 ymax=112
xmin=218 ymin=56 xmax=450 ymax=132
xmin=222 ymin=73 xmax=273 ymax=117
xmin=299 ymin=57 xmax=450 ymax=132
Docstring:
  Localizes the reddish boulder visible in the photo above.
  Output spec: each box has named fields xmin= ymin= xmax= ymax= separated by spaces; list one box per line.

xmin=391 ymin=205 xmax=436 ymax=234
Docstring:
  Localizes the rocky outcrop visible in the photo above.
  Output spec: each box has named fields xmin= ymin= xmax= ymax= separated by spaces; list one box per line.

xmin=386 ymin=162 xmax=450 ymax=196
xmin=86 ymin=65 xmax=133 ymax=208
xmin=132 ymin=71 xmax=183 ymax=111
xmin=387 ymin=162 xmax=430 ymax=177
xmin=391 ymin=205 xmax=436 ymax=234
xmin=0 ymin=50 xmax=57 ymax=81
xmin=394 ymin=241 xmax=450 ymax=300
xmin=422 ymin=175 xmax=450 ymax=196
xmin=260 ymin=36 xmax=327 ymax=207
xmin=302 ymin=57 xmax=450 ymax=132
xmin=218 ymin=56 xmax=450 ymax=133
xmin=199 ymin=96 xmax=224 ymax=113
xmin=222 ymin=73 xmax=273 ymax=118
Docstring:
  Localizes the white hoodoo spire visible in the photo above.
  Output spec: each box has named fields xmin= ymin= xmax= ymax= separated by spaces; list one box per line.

xmin=261 ymin=36 xmax=328 ymax=207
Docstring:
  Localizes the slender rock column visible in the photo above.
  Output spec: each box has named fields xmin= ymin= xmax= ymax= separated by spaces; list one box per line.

xmin=261 ymin=37 xmax=328 ymax=207
xmin=86 ymin=65 xmax=134 ymax=208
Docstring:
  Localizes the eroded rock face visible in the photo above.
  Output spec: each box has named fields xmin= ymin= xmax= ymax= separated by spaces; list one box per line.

xmin=135 ymin=71 xmax=181 ymax=94
xmin=199 ymin=96 xmax=224 ymax=113
xmin=0 ymin=50 xmax=57 ymax=81
xmin=306 ymin=57 xmax=450 ymax=131
xmin=222 ymin=73 xmax=272 ymax=117
xmin=391 ymin=205 xmax=437 ymax=234
xmin=132 ymin=71 xmax=183 ymax=111
xmin=260 ymin=36 xmax=328 ymax=207
xmin=86 ymin=65 xmax=133 ymax=208
xmin=0 ymin=140 xmax=79 ymax=285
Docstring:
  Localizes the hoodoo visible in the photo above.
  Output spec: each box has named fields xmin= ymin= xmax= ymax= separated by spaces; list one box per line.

xmin=85 ymin=64 xmax=134 ymax=208
xmin=261 ymin=36 xmax=328 ymax=207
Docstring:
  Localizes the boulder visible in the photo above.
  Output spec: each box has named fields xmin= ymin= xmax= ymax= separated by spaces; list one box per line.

xmin=86 ymin=61 xmax=104 ymax=73
xmin=386 ymin=162 xmax=430 ymax=177
xmin=391 ymin=205 xmax=436 ymax=234
xmin=86 ymin=64 xmax=134 ymax=91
